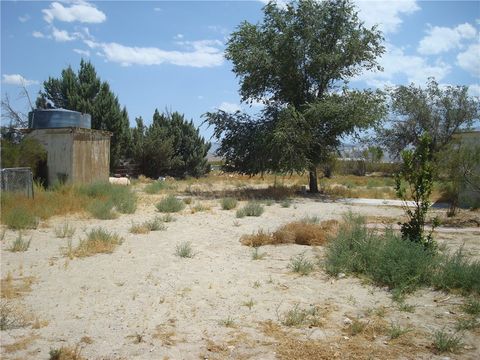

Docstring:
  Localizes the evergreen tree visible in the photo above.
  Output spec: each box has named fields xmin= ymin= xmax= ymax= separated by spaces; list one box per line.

xmin=132 ymin=110 xmax=210 ymax=178
xmin=36 ymin=60 xmax=131 ymax=169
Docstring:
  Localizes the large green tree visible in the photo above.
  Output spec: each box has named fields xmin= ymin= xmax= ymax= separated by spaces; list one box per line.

xmin=132 ymin=110 xmax=210 ymax=178
xmin=204 ymin=0 xmax=385 ymax=192
xmin=36 ymin=60 xmax=132 ymax=169
xmin=377 ymin=78 xmax=479 ymax=158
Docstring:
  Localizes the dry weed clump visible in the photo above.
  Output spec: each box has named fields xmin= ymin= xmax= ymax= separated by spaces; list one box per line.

xmin=49 ymin=344 xmax=85 ymax=360
xmin=64 ymin=228 xmax=123 ymax=258
xmin=0 ymin=300 xmax=30 ymax=330
xmin=240 ymin=219 xmax=338 ymax=247
xmin=1 ymin=274 xmax=35 ymax=299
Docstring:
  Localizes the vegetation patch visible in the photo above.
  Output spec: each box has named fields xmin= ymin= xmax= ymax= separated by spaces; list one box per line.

xmin=175 ymin=241 xmax=194 ymax=258
xmin=54 ymin=222 xmax=76 ymax=238
xmin=49 ymin=345 xmax=85 ymax=360
xmin=236 ymin=201 xmax=264 ymax=218
xmin=3 ymin=206 xmax=39 ymax=230
xmin=64 ymin=228 xmax=123 ymax=258
xmin=156 ymin=195 xmax=186 ymax=213
xmin=432 ymin=329 xmax=463 ymax=354
xmin=280 ymin=304 xmax=323 ymax=327
xmin=324 ymin=213 xmax=480 ymax=296
xmin=144 ymin=180 xmax=170 ymax=194
xmin=220 ymin=197 xmax=238 ymax=210
xmin=0 ymin=300 xmax=30 ymax=330
xmin=8 ymin=233 xmax=31 ymax=252
xmin=240 ymin=219 xmax=338 ymax=247
xmin=288 ymin=253 xmax=315 ymax=275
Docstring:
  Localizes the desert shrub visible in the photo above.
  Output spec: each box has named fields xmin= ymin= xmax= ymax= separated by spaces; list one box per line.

xmin=325 ymin=212 xmax=480 ymax=296
xmin=236 ymin=202 xmax=264 ymax=218
xmin=432 ymin=249 xmax=480 ymax=294
xmin=324 ymin=213 xmax=435 ymax=294
xmin=183 ymin=197 xmax=193 ymax=205
xmin=87 ymin=200 xmax=117 ymax=220
xmin=54 ymin=222 xmax=75 ymax=238
xmin=145 ymin=217 xmax=166 ymax=231
xmin=280 ymin=304 xmax=322 ymax=327
xmin=66 ymin=228 xmax=123 ymax=258
xmin=156 ymin=195 xmax=185 ymax=213
xmin=161 ymin=214 xmax=175 ymax=222
xmin=175 ymin=241 xmax=194 ymax=258
xmin=3 ymin=206 xmax=39 ymax=230
xmin=240 ymin=230 xmax=273 ymax=247
xmin=8 ymin=233 xmax=31 ymax=252
xmin=0 ymin=300 xmax=29 ymax=330
xmin=49 ymin=345 xmax=85 ymax=360
xmin=191 ymin=203 xmax=209 ymax=213
xmin=462 ymin=297 xmax=480 ymax=315
xmin=144 ymin=181 xmax=169 ymax=194
xmin=280 ymin=199 xmax=292 ymax=208
xmin=273 ymin=220 xmax=338 ymax=246
xmin=288 ymin=252 xmax=315 ymax=275
xmin=129 ymin=223 xmax=150 ymax=234
xmin=220 ymin=197 xmax=238 ymax=210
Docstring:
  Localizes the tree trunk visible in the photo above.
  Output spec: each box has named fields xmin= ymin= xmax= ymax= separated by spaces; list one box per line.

xmin=309 ymin=167 xmax=319 ymax=193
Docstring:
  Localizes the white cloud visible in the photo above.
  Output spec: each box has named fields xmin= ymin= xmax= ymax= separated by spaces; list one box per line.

xmin=468 ymin=84 xmax=480 ymax=97
xmin=154 ymin=7 xmax=162 ymax=12
xmin=42 ymin=1 xmax=106 ymax=24
xmin=197 ymin=95 xmax=204 ymax=100
xmin=52 ymin=27 xmax=76 ymax=42
xmin=84 ymin=39 xmax=224 ymax=67
xmin=2 ymin=74 xmax=39 ymax=86
xmin=32 ymin=31 xmax=45 ymax=38
xmin=174 ymin=34 xmax=184 ymax=40
xmin=73 ymin=48 xmax=91 ymax=57
xmin=457 ymin=43 xmax=480 ymax=78
xmin=418 ymin=23 xmax=477 ymax=55
xmin=354 ymin=0 xmax=420 ymax=33
xmin=355 ymin=43 xmax=451 ymax=87
xmin=218 ymin=102 xmax=241 ymax=113
xmin=18 ymin=14 xmax=30 ymax=23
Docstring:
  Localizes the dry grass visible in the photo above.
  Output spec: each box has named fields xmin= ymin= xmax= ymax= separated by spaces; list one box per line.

xmin=2 ymin=333 xmax=39 ymax=353
xmin=260 ymin=319 xmax=426 ymax=360
xmin=64 ymin=228 xmax=123 ymax=258
xmin=153 ymin=321 xmax=177 ymax=346
xmin=129 ymin=223 xmax=150 ymax=234
xmin=240 ymin=220 xmax=338 ymax=247
xmin=0 ymin=300 xmax=30 ymax=330
xmin=1 ymin=274 xmax=35 ymax=299
xmin=49 ymin=345 xmax=86 ymax=360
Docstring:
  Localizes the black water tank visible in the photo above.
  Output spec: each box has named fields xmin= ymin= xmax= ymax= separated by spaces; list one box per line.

xmin=28 ymin=109 xmax=91 ymax=129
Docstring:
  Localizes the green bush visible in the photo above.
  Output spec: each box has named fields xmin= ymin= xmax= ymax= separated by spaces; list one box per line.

xmin=324 ymin=213 xmax=480 ymax=296
xmin=3 ymin=207 xmax=39 ymax=230
xmin=156 ymin=195 xmax=185 ymax=213
xmin=88 ymin=200 xmax=117 ymax=220
xmin=432 ymin=249 xmax=480 ymax=294
xmin=66 ymin=227 xmax=123 ymax=258
xmin=175 ymin=241 xmax=194 ymax=258
xmin=288 ymin=252 xmax=314 ymax=276
xmin=8 ymin=233 xmax=31 ymax=252
xmin=220 ymin=197 xmax=238 ymax=210
xmin=236 ymin=202 xmax=264 ymax=218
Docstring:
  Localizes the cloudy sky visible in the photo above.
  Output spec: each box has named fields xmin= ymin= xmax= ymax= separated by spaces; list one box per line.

xmin=1 ymin=0 xmax=479 ymax=138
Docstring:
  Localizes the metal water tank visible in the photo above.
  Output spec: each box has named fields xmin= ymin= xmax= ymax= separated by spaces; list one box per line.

xmin=28 ymin=109 xmax=91 ymax=129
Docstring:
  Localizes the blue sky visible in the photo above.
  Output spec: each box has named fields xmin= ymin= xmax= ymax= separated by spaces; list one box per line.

xmin=1 ymin=0 xmax=479 ymax=139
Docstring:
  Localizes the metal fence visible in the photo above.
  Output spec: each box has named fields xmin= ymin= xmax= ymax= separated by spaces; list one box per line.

xmin=0 ymin=167 xmax=34 ymax=198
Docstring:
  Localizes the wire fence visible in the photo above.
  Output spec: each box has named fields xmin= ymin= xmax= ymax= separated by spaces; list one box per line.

xmin=0 ymin=167 xmax=34 ymax=198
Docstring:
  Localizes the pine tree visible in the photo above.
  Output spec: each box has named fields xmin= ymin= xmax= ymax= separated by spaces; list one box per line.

xmin=36 ymin=60 xmax=131 ymax=169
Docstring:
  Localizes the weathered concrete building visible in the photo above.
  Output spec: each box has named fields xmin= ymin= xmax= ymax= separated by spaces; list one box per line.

xmin=26 ymin=109 xmax=111 ymax=186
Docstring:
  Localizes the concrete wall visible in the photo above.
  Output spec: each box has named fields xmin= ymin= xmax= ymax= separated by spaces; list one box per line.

xmin=27 ymin=128 xmax=111 ymax=185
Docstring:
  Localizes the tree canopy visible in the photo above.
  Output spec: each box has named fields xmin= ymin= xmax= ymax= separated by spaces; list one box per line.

xmin=36 ymin=60 xmax=132 ymax=169
xmin=204 ymin=0 xmax=386 ymax=192
xmin=132 ymin=110 xmax=211 ymax=179
xmin=377 ymin=78 xmax=479 ymax=158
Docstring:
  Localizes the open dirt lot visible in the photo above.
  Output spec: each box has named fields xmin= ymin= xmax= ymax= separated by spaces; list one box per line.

xmin=1 ymin=184 xmax=479 ymax=359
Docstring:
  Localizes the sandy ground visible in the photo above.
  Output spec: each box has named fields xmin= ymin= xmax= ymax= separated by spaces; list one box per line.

xmin=1 ymin=191 xmax=479 ymax=360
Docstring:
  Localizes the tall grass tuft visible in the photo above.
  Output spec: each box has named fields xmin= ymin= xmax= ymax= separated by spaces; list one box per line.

xmin=156 ymin=195 xmax=185 ymax=213
xmin=65 ymin=228 xmax=123 ymax=258
xmin=88 ymin=200 xmax=117 ymax=220
xmin=236 ymin=202 xmax=264 ymax=218
xmin=8 ymin=233 xmax=31 ymax=252
xmin=288 ymin=252 xmax=315 ymax=275
xmin=175 ymin=241 xmax=194 ymax=258
xmin=80 ymin=182 xmax=137 ymax=216
xmin=432 ymin=329 xmax=463 ymax=353
xmin=54 ymin=222 xmax=75 ymax=238
xmin=220 ymin=197 xmax=238 ymax=210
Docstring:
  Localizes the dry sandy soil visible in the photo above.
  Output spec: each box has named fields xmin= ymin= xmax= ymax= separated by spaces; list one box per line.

xmin=1 ymin=185 xmax=479 ymax=360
